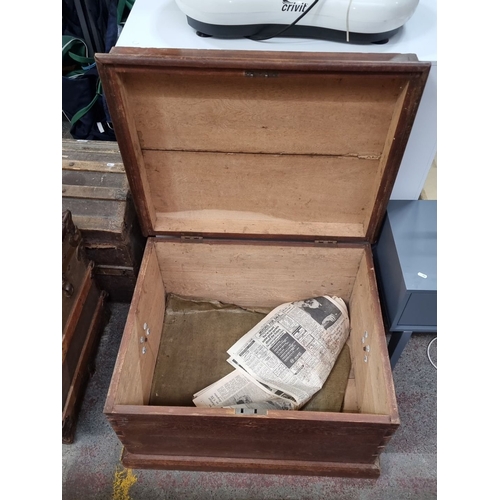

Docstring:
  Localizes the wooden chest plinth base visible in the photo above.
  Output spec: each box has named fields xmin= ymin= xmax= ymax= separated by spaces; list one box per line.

xmin=122 ymin=449 xmax=381 ymax=478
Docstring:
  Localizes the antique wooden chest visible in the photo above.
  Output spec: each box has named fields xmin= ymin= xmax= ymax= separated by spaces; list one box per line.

xmin=62 ymin=210 xmax=108 ymax=443
xmin=96 ymin=48 xmax=430 ymax=477
xmin=62 ymin=139 xmax=146 ymax=302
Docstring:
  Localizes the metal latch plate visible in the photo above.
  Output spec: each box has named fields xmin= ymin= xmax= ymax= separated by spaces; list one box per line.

xmin=234 ymin=408 xmax=268 ymax=416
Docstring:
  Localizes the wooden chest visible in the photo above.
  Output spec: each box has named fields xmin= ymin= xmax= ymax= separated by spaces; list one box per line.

xmin=96 ymin=48 xmax=430 ymax=477
xmin=62 ymin=139 xmax=146 ymax=302
xmin=62 ymin=210 xmax=108 ymax=443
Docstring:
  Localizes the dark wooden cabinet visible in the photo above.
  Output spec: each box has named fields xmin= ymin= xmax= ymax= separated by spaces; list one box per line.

xmin=374 ymin=200 xmax=437 ymax=369
xmin=62 ymin=140 xmax=146 ymax=302
xmin=62 ymin=211 xmax=109 ymax=443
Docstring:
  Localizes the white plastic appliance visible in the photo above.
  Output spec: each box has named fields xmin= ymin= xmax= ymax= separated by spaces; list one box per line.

xmin=174 ymin=0 xmax=419 ymax=43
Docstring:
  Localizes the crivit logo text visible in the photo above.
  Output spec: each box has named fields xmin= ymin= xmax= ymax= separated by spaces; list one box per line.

xmin=282 ymin=0 xmax=308 ymax=13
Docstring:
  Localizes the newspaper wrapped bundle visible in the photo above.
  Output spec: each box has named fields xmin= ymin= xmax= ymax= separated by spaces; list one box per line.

xmin=193 ymin=296 xmax=350 ymax=411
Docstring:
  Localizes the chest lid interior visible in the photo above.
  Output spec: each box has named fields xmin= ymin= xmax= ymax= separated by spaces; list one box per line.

xmin=96 ymin=48 xmax=430 ymax=243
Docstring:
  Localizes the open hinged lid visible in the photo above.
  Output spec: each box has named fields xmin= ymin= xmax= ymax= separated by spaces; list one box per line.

xmin=96 ymin=48 xmax=430 ymax=243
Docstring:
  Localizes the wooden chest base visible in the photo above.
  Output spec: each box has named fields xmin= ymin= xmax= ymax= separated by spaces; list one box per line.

xmin=105 ymin=238 xmax=399 ymax=477
xmin=121 ymin=449 xmax=381 ymax=478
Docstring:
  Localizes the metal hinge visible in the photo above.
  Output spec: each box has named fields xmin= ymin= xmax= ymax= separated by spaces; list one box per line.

xmin=314 ymin=240 xmax=338 ymax=247
xmin=180 ymin=235 xmax=204 ymax=242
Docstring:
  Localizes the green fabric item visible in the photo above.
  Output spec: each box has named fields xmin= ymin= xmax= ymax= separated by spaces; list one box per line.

xmin=150 ymin=294 xmax=351 ymax=412
xmin=150 ymin=294 xmax=265 ymax=407
xmin=62 ymin=35 xmax=101 ymax=126
xmin=301 ymin=342 xmax=351 ymax=412
xmin=118 ymin=0 xmax=135 ymax=25
xmin=62 ymin=35 xmax=94 ymax=77
xmin=69 ymin=80 xmax=102 ymax=126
